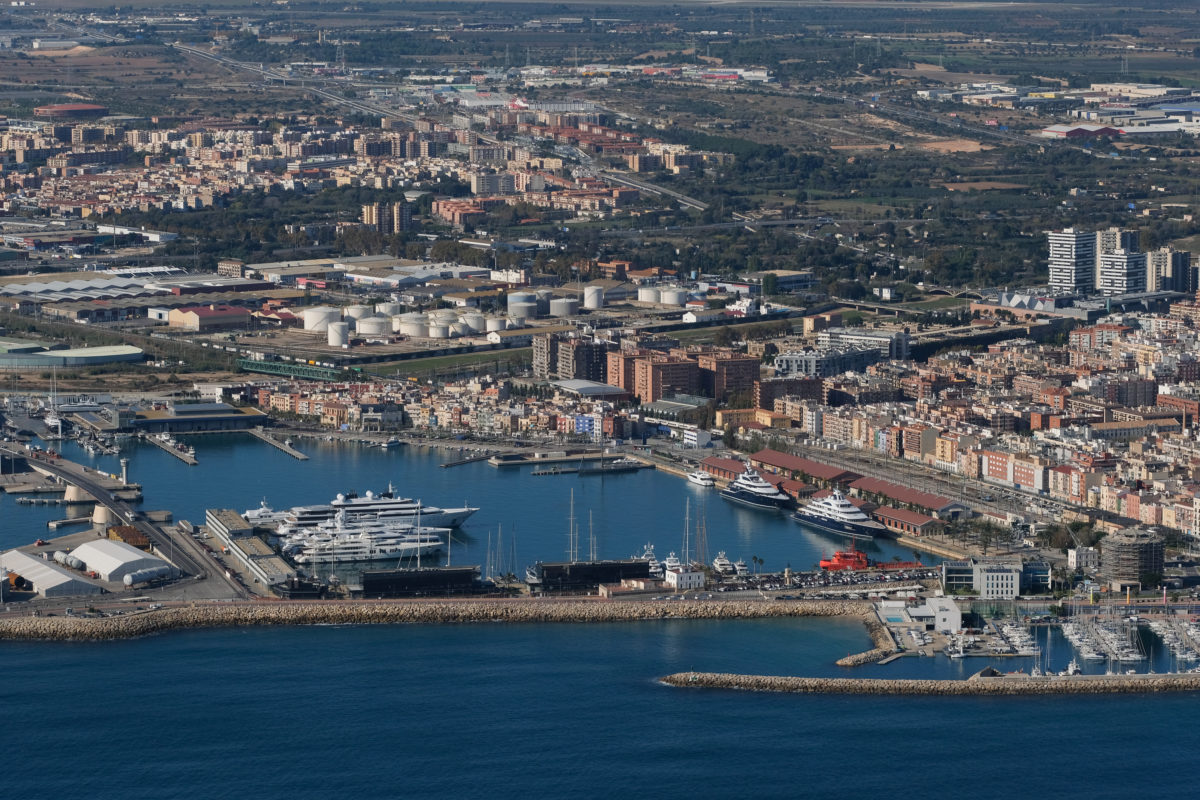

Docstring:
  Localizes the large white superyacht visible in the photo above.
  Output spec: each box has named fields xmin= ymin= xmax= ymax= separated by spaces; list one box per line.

xmin=282 ymin=487 xmax=478 ymax=529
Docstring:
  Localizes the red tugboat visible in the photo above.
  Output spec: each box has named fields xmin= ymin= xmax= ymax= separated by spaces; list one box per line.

xmin=819 ymin=547 xmax=923 ymax=572
xmin=819 ymin=548 xmax=870 ymax=571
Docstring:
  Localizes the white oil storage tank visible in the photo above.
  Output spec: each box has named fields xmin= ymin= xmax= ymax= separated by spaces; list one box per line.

xmin=428 ymin=324 xmax=451 ymax=339
xmin=509 ymin=302 xmax=537 ymax=321
xmin=400 ymin=320 xmax=427 ymax=338
xmin=344 ymin=304 xmax=372 ymax=321
xmin=303 ymin=306 xmax=341 ymax=332
xmin=485 ymin=317 xmax=507 ymax=332
xmin=461 ymin=313 xmax=486 ymax=333
xmin=550 ymin=297 xmax=580 ymax=317
xmin=450 ymin=322 xmax=470 ymax=337
xmin=327 ymin=322 xmax=350 ymax=347
xmin=638 ymin=287 xmax=661 ymax=304
xmin=375 ymin=302 xmax=403 ymax=317
xmin=356 ymin=316 xmax=390 ymax=337
xmin=660 ymin=288 xmax=688 ymax=306
xmin=506 ymin=292 xmax=535 ymax=315
xmin=584 ymin=286 xmax=605 ymax=310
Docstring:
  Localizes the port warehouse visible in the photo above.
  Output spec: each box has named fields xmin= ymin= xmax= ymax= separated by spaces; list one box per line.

xmin=73 ymin=402 xmax=268 ymax=434
xmin=1 ymin=550 xmax=103 ymax=598
xmin=204 ymin=509 xmax=293 ymax=588
xmin=526 ymin=559 xmax=651 ymax=593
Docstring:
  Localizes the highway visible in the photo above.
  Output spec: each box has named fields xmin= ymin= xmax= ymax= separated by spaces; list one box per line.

xmin=599 ymin=171 xmax=709 ymax=211
xmin=2 ymin=445 xmax=247 ymax=599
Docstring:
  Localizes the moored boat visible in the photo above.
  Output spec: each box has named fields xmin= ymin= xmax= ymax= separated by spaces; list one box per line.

xmin=718 ymin=467 xmax=792 ymax=511
xmin=791 ymin=490 xmax=889 ymax=540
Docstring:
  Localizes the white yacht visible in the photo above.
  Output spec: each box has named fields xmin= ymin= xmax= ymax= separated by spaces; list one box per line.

xmin=291 ymin=529 xmax=444 ymax=564
xmin=638 ymin=543 xmax=664 ymax=579
xmin=733 ymin=559 xmax=749 ymax=577
xmin=712 ymin=551 xmax=734 ymax=574
xmin=662 ymin=552 xmax=682 ymax=571
xmin=687 ymin=469 xmax=715 ymax=488
xmin=718 ymin=467 xmax=792 ymax=511
xmin=790 ymin=490 xmax=889 ymax=540
xmin=284 ymin=487 xmax=478 ymax=529
xmin=282 ymin=512 xmax=447 ymax=563
xmin=243 ymin=499 xmax=290 ymax=526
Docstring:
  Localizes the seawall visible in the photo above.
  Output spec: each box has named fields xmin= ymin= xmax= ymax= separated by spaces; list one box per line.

xmin=0 ymin=598 xmax=878 ymax=642
xmin=660 ymin=671 xmax=1200 ymax=696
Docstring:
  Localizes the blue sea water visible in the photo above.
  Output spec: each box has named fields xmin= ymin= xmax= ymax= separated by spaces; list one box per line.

xmin=6 ymin=438 xmax=1200 ymax=798
xmin=5 ymin=619 xmax=1200 ymax=800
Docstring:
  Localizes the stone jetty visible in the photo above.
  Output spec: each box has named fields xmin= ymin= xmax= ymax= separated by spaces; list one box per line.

xmin=0 ymin=598 xmax=879 ymax=642
xmin=661 ymin=671 xmax=1200 ymax=696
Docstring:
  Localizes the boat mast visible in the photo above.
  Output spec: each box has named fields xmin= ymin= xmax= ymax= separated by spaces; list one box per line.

xmin=567 ymin=488 xmax=577 ymax=562
xmin=588 ymin=510 xmax=596 ymax=561
xmin=682 ymin=498 xmax=690 ymax=566
xmin=486 ymin=529 xmax=493 ymax=581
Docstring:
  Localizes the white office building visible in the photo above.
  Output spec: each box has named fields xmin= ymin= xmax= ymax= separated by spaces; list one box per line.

xmin=1047 ymin=228 xmax=1096 ymax=294
xmin=664 ymin=567 xmax=705 ymax=591
xmin=1097 ymin=249 xmax=1147 ymax=296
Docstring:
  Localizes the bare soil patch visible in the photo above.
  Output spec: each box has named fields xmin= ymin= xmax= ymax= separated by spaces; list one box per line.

xmin=919 ymin=138 xmax=992 ymax=153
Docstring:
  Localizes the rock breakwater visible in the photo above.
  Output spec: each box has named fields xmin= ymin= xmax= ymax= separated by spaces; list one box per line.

xmin=0 ymin=598 xmax=877 ymax=642
xmin=662 ymin=671 xmax=1200 ymax=696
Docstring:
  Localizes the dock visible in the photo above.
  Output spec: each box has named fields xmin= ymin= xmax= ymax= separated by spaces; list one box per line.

xmin=440 ymin=452 xmax=495 ymax=468
xmin=488 ymin=452 xmax=617 ymax=469
xmin=532 ymin=465 xmax=579 ymax=476
xmin=247 ymin=428 xmax=309 ymax=460
xmin=143 ymin=434 xmax=198 ymax=465
xmin=47 ymin=516 xmax=91 ymax=529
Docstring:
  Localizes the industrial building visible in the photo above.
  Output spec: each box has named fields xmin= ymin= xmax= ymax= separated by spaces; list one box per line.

xmin=167 ymin=304 xmax=253 ymax=332
xmin=0 ymin=549 xmax=103 ymax=598
xmin=130 ymin=403 xmax=268 ymax=433
xmin=359 ymin=566 xmax=482 ymax=597
xmin=0 ymin=344 xmax=144 ymax=368
xmin=69 ymin=539 xmax=175 ymax=583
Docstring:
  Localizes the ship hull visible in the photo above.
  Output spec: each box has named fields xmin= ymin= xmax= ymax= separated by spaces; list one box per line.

xmin=790 ymin=511 xmax=892 ymax=540
xmin=719 ymin=488 xmax=791 ymax=511
xmin=295 ymin=543 xmax=443 ymax=564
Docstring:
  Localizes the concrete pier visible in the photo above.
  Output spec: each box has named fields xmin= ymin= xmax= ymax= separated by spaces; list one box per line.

xmin=143 ymin=434 xmax=198 ymax=465
xmin=247 ymin=428 xmax=308 ymax=460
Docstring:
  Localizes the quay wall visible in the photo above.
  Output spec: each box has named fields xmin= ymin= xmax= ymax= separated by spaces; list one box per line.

xmin=0 ymin=599 xmax=878 ymax=642
xmin=661 ymin=672 xmax=1200 ymax=696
